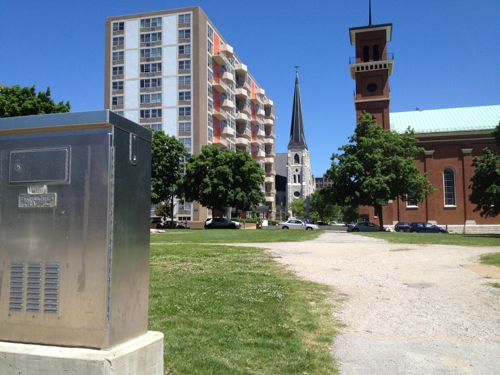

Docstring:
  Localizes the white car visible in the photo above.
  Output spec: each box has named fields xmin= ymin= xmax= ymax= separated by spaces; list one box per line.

xmin=278 ymin=219 xmax=319 ymax=230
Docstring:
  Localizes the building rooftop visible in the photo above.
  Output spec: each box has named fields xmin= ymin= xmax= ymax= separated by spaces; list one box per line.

xmin=390 ymin=105 xmax=500 ymax=135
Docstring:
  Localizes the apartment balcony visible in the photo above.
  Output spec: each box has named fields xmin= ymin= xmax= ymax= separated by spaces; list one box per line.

xmin=349 ymin=53 xmax=394 ymax=79
xmin=255 ymin=149 xmax=266 ymax=159
xmin=251 ymin=116 xmax=263 ymax=125
xmin=212 ymin=79 xmax=228 ymax=93
xmin=235 ymin=112 xmax=249 ymax=123
xmin=256 ymin=88 xmax=266 ymax=97
xmin=264 ymin=137 xmax=274 ymax=145
xmin=265 ymin=175 xmax=275 ymax=183
xmin=265 ymin=169 xmax=276 ymax=177
xmin=140 ymin=40 xmax=161 ymax=48
xmin=235 ymin=63 xmax=247 ymax=74
xmin=112 ymin=74 xmax=124 ymax=80
xmin=257 ymin=109 xmax=265 ymax=117
xmin=112 ymin=30 xmax=124 ymax=36
xmin=222 ymin=72 xmax=235 ymax=84
xmin=112 ymin=59 xmax=124 ymax=66
xmin=178 ymin=83 xmax=191 ymax=90
xmin=220 ymin=43 xmax=234 ymax=56
xmin=235 ymin=137 xmax=250 ymax=147
xmin=237 ymin=105 xmax=251 ymax=116
xmin=255 ymin=128 xmax=265 ymax=138
xmin=112 ymin=104 xmax=123 ymax=111
xmin=264 ymin=99 xmax=274 ymax=108
xmin=214 ymin=137 xmax=229 ymax=149
xmin=265 ymin=151 xmax=276 ymax=158
xmin=112 ymin=44 xmax=124 ymax=51
xmin=139 ymin=117 xmax=162 ymax=124
xmin=140 ymin=71 xmax=162 ymax=78
xmin=221 ymin=99 xmax=235 ymax=111
xmin=235 ymin=88 xmax=249 ymax=99
xmin=140 ymin=56 xmax=161 ymax=63
xmin=265 ymin=195 xmax=274 ymax=203
xmin=212 ymin=108 xmax=227 ymax=121
xmin=112 ymin=89 xmax=124 ymax=95
xmin=264 ymin=130 xmax=275 ymax=138
xmin=213 ymin=52 xmax=228 ymax=66
xmin=264 ymin=118 xmax=274 ymax=126
xmin=141 ymin=86 xmax=162 ymax=93
xmin=264 ymin=157 xmax=274 ymax=164
xmin=222 ymin=126 xmax=235 ymax=137
xmin=236 ymin=127 xmax=251 ymax=139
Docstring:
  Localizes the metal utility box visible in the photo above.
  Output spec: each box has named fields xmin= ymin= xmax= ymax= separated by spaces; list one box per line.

xmin=0 ymin=111 xmax=152 ymax=349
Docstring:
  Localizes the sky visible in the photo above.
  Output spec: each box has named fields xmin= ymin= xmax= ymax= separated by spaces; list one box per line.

xmin=1 ymin=0 xmax=499 ymax=176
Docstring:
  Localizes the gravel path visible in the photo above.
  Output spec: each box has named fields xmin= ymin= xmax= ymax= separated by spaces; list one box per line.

xmin=240 ymin=232 xmax=500 ymax=374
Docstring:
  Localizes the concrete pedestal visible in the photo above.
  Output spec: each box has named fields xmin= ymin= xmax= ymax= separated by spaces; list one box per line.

xmin=0 ymin=331 xmax=163 ymax=375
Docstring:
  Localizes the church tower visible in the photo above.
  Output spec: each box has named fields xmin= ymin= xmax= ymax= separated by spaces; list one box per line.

xmin=287 ymin=70 xmax=314 ymax=213
xmin=349 ymin=1 xmax=393 ymax=129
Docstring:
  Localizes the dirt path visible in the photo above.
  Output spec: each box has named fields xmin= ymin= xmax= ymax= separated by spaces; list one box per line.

xmin=240 ymin=232 xmax=500 ymax=374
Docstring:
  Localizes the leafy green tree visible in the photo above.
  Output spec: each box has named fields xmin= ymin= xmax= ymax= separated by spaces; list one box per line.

xmin=469 ymin=122 xmax=500 ymax=217
xmin=327 ymin=112 xmax=434 ymax=229
xmin=309 ymin=189 xmax=340 ymax=222
xmin=0 ymin=85 xmax=70 ymax=117
xmin=180 ymin=145 xmax=264 ymax=214
xmin=151 ymin=131 xmax=187 ymax=225
xmin=289 ymin=198 xmax=306 ymax=220
xmin=228 ymin=150 xmax=265 ymax=213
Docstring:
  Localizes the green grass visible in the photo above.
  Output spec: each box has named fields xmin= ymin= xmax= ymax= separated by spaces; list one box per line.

xmin=479 ymin=252 xmax=500 ymax=267
xmin=486 ymin=282 xmax=500 ymax=288
xmin=149 ymin=243 xmax=339 ymax=375
xmin=151 ymin=228 xmax=322 ymax=244
xmin=355 ymin=232 xmax=500 ymax=247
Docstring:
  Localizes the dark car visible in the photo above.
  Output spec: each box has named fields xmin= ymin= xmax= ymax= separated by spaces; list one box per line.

xmin=347 ymin=222 xmax=386 ymax=232
xmin=394 ymin=221 xmax=412 ymax=232
xmin=409 ymin=222 xmax=448 ymax=233
xmin=204 ymin=217 xmax=241 ymax=229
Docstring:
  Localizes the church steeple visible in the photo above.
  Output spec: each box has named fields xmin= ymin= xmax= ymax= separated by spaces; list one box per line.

xmin=288 ymin=68 xmax=307 ymax=149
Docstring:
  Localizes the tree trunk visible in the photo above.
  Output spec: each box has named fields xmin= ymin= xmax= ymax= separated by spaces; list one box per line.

xmin=376 ymin=205 xmax=384 ymax=230
xmin=170 ymin=194 xmax=175 ymax=227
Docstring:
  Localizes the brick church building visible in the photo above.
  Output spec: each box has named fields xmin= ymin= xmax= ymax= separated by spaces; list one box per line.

xmin=348 ymin=18 xmax=500 ymax=230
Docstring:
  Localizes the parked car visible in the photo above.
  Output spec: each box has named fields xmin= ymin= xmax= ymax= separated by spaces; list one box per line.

xmin=409 ymin=222 xmax=448 ymax=233
xmin=394 ymin=221 xmax=412 ymax=232
xmin=279 ymin=219 xmax=319 ymax=230
xmin=204 ymin=217 xmax=241 ymax=229
xmin=347 ymin=222 xmax=386 ymax=232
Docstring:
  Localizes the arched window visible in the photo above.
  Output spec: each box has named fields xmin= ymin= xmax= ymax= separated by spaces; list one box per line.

xmin=293 ymin=175 xmax=297 ymax=183
xmin=373 ymin=45 xmax=379 ymax=61
xmin=443 ymin=168 xmax=456 ymax=206
xmin=297 ymin=174 xmax=301 ymax=183
xmin=294 ymin=154 xmax=300 ymax=164
xmin=363 ymin=46 xmax=370 ymax=62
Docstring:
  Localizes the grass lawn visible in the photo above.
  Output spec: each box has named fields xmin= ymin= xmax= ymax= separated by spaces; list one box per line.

xmin=479 ymin=252 xmax=500 ymax=267
xmin=151 ymin=228 xmax=322 ymax=244
xmin=149 ymin=243 xmax=339 ymax=375
xmin=355 ymin=232 xmax=500 ymax=247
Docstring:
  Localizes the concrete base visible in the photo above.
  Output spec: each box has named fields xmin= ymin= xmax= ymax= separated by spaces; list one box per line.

xmin=0 ymin=331 xmax=163 ymax=375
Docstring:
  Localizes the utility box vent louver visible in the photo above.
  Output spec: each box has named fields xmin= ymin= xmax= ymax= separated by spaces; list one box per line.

xmin=9 ymin=261 xmax=60 ymax=314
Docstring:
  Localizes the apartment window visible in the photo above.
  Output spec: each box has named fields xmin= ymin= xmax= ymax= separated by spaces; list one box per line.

xmin=179 ymin=91 xmax=191 ymax=101
xmin=207 ymin=85 xmax=213 ymax=98
xmin=140 ymin=109 xmax=162 ymax=119
xmin=140 ymin=32 xmax=162 ymax=43
xmin=179 ymin=60 xmax=191 ymax=70
xmin=208 ymin=127 xmax=213 ymax=142
xmin=179 ymin=122 xmax=191 ymax=133
xmin=145 ymin=124 xmax=162 ymax=132
xmin=140 ymin=93 xmax=162 ymax=104
xmin=178 ymin=14 xmax=191 ymax=25
xmin=208 ymin=98 xmax=213 ymax=113
xmin=443 ymin=168 xmax=456 ymax=206
xmin=207 ymin=25 xmax=214 ymax=40
xmin=179 ymin=44 xmax=191 ymax=56
xmin=140 ymin=48 xmax=161 ymax=58
xmin=207 ymin=56 xmax=213 ymax=70
xmin=141 ymin=63 xmax=162 ymax=73
xmin=112 ymin=37 xmax=124 ymax=47
xmin=207 ymin=40 xmax=213 ymax=54
xmin=112 ymin=81 xmax=123 ymax=90
xmin=112 ymin=96 xmax=123 ymax=105
xmin=179 ymin=29 xmax=190 ymax=40
xmin=406 ymin=193 xmax=419 ymax=208
xmin=179 ymin=138 xmax=192 ymax=152
xmin=112 ymin=51 xmax=124 ymax=62
xmin=112 ymin=66 xmax=124 ymax=76
xmin=208 ymin=114 xmax=213 ymax=127
xmin=112 ymin=22 xmax=124 ymax=32
xmin=208 ymin=70 xmax=214 ymax=82
xmin=179 ymin=107 xmax=191 ymax=117
xmin=179 ymin=76 xmax=191 ymax=86
xmin=140 ymin=17 xmax=162 ymax=28
xmin=140 ymin=78 xmax=162 ymax=88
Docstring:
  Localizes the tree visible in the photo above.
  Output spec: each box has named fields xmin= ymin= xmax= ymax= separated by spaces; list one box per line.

xmin=180 ymin=145 xmax=264 ymax=214
xmin=151 ymin=131 xmax=187 ymax=225
xmin=289 ymin=198 xmax=306 ymax=219
xmin=327 ymin=112 xmax=434 ymax=229
xmin=309 ymin=189 xmax=340 ymax=222
xmin=469 ymin=122 xmax=500 ymax=217
xmin=228 ymin=150 xmax=265 ymax=213
xmin=0 ymin=85 xmax=70 ymax=117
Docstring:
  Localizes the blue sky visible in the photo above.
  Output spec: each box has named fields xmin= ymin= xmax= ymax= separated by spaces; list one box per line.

xmin=1 ymin=0 xmax=499 ymax=176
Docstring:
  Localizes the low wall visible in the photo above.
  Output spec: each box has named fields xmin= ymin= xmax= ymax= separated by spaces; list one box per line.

xmin=445 ymin=225 xmax=500 ymax=235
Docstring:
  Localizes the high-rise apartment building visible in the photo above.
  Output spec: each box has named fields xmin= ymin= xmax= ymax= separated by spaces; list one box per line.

xmin=105 ymin=7 xmax=276 ymax=222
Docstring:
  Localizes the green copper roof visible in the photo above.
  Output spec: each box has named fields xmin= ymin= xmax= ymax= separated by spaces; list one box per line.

xmin=390 ymin=105 xmax=500 ymax=134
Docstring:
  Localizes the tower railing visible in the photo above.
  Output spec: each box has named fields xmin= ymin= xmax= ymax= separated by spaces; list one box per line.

xmin=349 ymin=52 xmax=394 ymax=64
